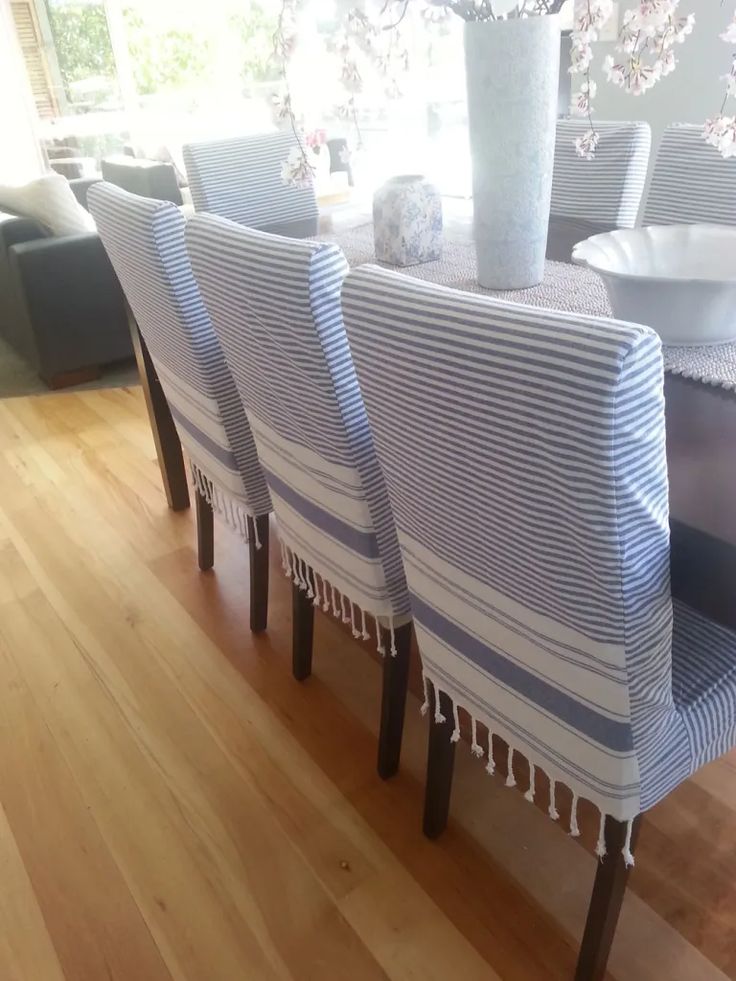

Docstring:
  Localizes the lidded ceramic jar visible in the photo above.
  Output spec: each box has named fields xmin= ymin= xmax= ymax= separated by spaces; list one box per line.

xmin=373 ymin=175 xmax=443 ymax=267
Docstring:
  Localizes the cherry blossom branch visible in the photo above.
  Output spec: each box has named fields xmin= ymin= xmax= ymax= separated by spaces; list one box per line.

xmin=570 ymin=0 xmax=613 ymax=158
xmin=384 ymin=0 xmax=570 ymax=22
xmin=570 ymin=1 xmax=696 ymax=158
xmin=331 ymin=7 xmax=409 ymax=150
xmin=274 ymin=0 xmax=316 ymax=186
xmin=383 ymin=0 xmax=411 ymax=29
xmin=703 ymin=4 xmax=736 ymax=157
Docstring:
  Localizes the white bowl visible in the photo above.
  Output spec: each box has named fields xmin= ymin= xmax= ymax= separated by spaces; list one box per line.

xmin=571 ymin=224 xmax=736 ymax=346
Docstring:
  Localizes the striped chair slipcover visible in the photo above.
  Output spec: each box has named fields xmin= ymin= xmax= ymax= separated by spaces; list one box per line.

xmin=182 ymin=132 xmax=319 ymax=237
xmin=548 ymin=119 xmax=651 ymax=261
xmin=644 ymin=123 xmax=736 ymax=225
xmin=88 ymin=181 xmax=273 ymax=631
xmin=186 ymin=215 xmax=413 ymax=777
xmin=341 ymin=264 xmax=736 ymax=978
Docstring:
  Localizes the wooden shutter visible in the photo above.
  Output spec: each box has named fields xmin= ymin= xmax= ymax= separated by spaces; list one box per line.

xmin=11 ymin=1 xmax=58 ymax=118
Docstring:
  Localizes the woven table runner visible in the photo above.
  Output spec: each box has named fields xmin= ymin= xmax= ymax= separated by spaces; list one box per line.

xmin=322 ymin=223 xmax=736 ymax=394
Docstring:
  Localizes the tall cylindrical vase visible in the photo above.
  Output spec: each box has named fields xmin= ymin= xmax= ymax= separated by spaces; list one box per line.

xmin=464 ymin=16 xmax=561 ymax=290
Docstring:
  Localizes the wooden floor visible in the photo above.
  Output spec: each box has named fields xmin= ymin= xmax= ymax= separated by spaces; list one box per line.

xmin=0 ymin=386 xmax=734 ymax=981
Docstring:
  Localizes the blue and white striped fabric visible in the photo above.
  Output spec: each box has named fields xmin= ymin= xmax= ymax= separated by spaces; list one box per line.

xmin=182 ymin=132 xmax=318 ymax=235
xmin=644 ymin=123 xmax=736 ymax=225
xmin=548 ymin=120 xmax=651 ymax=261
xmin=342 ymin=264 xmax=736 ymax=848
xmin=552 ymin=119 xmax=651 ymax=227
xmin=186 ymin=215 xmax=410 ymax=645
xmin=87 ymin=182 xmax=272 ymax=534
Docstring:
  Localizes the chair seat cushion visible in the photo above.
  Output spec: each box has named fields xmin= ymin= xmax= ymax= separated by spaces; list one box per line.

xmin=672 ymin=599 xmax=736 ymax=769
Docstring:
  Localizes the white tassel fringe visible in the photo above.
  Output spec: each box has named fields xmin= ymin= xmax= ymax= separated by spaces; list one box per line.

xmin=470 ymin=717 xmax=483 ymax=758
xmin=548 ymin=779 xmax=559 ymax=821
xmin=276 ymin=539 xmax=401 ymax=664
xmin=595 ymin=812 xmax=607 ymax=860
xmin=569 ymin=792 xmax=581 ymax=838
xmin=505 ymin=744 xmax=516 ymax=788
xmin=421 ymin=675 xmax=639 ymax=865
xmin=420 ymin=672 xmax=430 ymax=717
xmin=191 ymin=463 xmax=263 ymax=545
xmin=434 ymin=689 xmax=446 ymax=725
xmin=451 ymin=702 xmax=461 ymax=743
xmin=622 ymin=819 xmax=635 ymax=867
xmin=486 ymin=733 xmax=495 ymax=776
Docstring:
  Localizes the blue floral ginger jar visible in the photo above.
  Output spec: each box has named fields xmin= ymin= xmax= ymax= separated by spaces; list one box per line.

xmin=373 ymin=175 xmax=443 ymax=267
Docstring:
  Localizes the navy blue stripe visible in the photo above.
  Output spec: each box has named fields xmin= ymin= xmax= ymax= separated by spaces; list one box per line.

xmin=264 ymin=469 xmax=380 ymax=558
xmin=411 ymin=594 xmax=634 ymax=752
xmin=169 ymin=405 xmax=238 ymax=470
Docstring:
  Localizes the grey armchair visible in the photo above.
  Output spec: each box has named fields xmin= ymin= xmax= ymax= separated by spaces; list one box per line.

xmin=0 ymin=179 xmax=132 ymax=388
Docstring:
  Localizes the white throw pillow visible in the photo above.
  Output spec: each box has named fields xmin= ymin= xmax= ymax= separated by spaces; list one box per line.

xmin=0 ymin=173 xmax=95 ymax=237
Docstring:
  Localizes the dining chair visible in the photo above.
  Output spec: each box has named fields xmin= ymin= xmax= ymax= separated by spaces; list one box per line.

xmin=185 ymin=215 xmax=413 ymax=778
xmin=548 ymin=119 xmax=651 ymax=261
xmin=341 ymin=264 xmax=736 ymax=980
xmin=88 ymin=181 xmax=273 ymax=632
xmin=182 ymin=132 xmax=319 ymax=237
xmin=644 ymin=123 xmax=736 ymax=225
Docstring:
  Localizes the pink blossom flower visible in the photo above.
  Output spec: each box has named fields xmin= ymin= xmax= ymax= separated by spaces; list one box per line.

xmin=725 ymin=59 xmax=736 ymax=99
xmin=575 ymin=129 xmax=600 ymax=160
xmin=721 ymin=15 xmax=736 ymax=45
xmin=280 ymin=146 xmax=315 ymax=188
xmin=635 ymin=59 xmax=663 ymax=92
xmin=673 ymin=14 xmax=696 ymax=43
xmin=569 ymin=40 xmax=594 ymax=74
xmin=573 ymin=79 xmax=598 ymax=115
xmin=603 ymin=54 xmax=627 ymax=86
xmin=703 ymin=115 xmax=736 ymax=158
xmin=659 ymin=48 xmax=676 ymax=77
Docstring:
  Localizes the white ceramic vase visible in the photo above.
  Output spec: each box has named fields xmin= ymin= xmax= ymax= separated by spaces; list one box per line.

xmin=464 ymin=16 xmax=561 ymax=290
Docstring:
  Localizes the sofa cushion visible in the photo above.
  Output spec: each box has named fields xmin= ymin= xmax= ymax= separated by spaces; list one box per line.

xmin=0 ymin=173 xmax=95 ymax=237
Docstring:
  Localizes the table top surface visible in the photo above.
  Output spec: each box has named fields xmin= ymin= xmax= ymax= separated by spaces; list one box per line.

xmin=322 ymin=221 xmax=736 ymax=394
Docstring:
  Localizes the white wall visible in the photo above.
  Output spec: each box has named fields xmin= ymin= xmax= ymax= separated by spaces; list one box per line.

xmin=0 ymin=0 xmax=46 ymax=182
xmin=587 ymin=0 xmax=734 ymax=148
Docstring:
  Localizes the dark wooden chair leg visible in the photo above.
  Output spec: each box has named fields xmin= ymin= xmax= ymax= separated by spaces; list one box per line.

xmin=291 ymin=574 xmax=314 ymax=681
xmin=575 ymin=815 xmax=641 ymax=981
xmin=195 ymin=490 xmax=214 ymax=571
xmin=129 ymin=311 xmax=189 ymax=511
xmin=377 ymin=622 xmax=412 ymax=780
xmin=422 ymin=688 xmax=457 ymax=839
xmin=247 ymin=515 xmax=270 ymax=634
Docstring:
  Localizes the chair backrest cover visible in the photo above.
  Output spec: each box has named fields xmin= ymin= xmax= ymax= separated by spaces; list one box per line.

xmin=182 ymin=132 xmax=318 ymax=236
xmin=644 ymin=123 xmax=736 ymax=225
xmin=186 ymin=215 xmax=409 ymax=640
xmin=342 ymin=265 xmax=690 ymax=827
xmin=88 ymin=181 xmax=271 ymax=532
xmin=548 ymin=120 xmax=651 ymax=261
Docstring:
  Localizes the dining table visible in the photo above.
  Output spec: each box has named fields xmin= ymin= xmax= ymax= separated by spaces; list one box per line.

xmin=133 ymin=212 xmax=736 ymax=630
